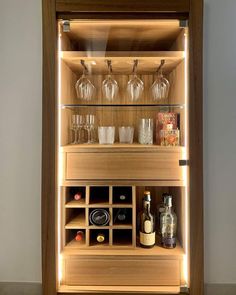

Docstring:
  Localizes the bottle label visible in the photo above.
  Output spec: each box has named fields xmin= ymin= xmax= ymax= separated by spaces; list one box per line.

xmin=144 ymin=220 xmax=152 ymax=233
xmin=140 ymin=232 xmax=155 ymax=246
xmin=161 ymin=223 xmax=175 ymax=236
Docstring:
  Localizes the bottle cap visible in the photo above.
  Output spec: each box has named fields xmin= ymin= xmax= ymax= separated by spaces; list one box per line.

xmin=97 ymin=234 xmax=105 ymax=243
xmin=144 ymin=191 xmax=151 ymax=201
xmin=164 ymin=195 xmax=172 ymax=207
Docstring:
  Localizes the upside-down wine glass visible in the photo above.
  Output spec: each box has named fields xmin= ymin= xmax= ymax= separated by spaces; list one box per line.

xmin=102 ymin=60 xmax=119 ymax=101
xmin=127 ymin=59 xmax=144 ymax=101
xmin=151 ymin=59 xmax=170 ymax=101
xmin=75 ymin=60 xmax=95 ymax=100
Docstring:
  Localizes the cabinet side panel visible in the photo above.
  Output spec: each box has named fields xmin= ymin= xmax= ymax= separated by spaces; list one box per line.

xmin=42 ymin=0 xmax=57 ymax=294
xmin=189 ymin=0 xmax=204 ymax=294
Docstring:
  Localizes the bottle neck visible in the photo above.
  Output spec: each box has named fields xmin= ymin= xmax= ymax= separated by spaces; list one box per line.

xmin=165 ymin=205 xmax=172 ymax=213
xmin=143 ymin=201 xmax=151 ymax=215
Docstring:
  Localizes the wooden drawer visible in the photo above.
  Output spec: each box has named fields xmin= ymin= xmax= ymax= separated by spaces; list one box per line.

xmin=63 ymin=257 xmax=180 ymax=286
xmin=65 ymin=152 xmax=183 ymax=180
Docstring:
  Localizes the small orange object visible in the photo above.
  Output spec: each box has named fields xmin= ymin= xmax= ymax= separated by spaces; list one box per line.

xmin=75 ymin=231 xmax=84 ymax=242
xmin=74 ymin=193 xmax=82 ymax=201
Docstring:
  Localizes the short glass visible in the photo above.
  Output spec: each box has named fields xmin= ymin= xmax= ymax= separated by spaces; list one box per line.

xmin=118 ymin=126 xmax=134 ymax=144
xmin=138 ymin=118 xmax=153 ymax=145
xmin=98 ymin=126 xmax=115 ymax=144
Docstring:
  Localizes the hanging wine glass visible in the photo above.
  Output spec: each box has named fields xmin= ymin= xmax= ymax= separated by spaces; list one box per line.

xmin=151 ymin=59 xmax=170 ymax=101
xmin=75 ymin=60 xmax=95 ymax=100
xmin=127 ymin=59 xmax=144 ymax=101
xmin=102 ymin=60 xmax=119 ymax=101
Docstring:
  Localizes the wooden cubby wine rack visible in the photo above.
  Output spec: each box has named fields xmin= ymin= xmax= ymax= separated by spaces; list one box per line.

xmin=62 ymin=185 xmax=136 ymax=249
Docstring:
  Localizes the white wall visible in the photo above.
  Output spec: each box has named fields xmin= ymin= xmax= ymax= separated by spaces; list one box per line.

xmin=204 ymin=0 xmax=236 ymax=284
xmin=0 ymin=0 xmax=236 ymax=285
xmin=0 ymin=0 xmax=42 ymax=282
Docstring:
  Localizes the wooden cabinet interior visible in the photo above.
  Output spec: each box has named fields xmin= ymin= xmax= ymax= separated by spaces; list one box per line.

xmin=57 ymin=18 xmax=190 ymax=294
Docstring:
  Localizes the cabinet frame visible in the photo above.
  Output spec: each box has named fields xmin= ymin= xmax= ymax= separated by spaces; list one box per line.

xmin=42 ymin=0 xmax=203 ymax=294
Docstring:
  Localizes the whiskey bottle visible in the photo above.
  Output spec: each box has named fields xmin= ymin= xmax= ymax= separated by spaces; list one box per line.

xmin=139 ymin=191 xmax=155 ymax=248
xmin=160 ymin=195 xmax=177 ymax=249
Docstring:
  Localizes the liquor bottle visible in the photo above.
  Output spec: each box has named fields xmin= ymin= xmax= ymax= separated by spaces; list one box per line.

xmin=156 ymin=193 xmax=168 ymax=234
xmin=75 ymin=231 xmax=84 ymax=242
xmin=139 ymin=191 xmax=155 ymax=248
xmin=96 ymin=233 xmax=105 ymax=243
xmin=160 ymin=195 xmax=177 ymax=249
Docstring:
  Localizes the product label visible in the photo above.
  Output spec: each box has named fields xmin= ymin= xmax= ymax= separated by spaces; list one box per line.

xmin=140 ymin=232 xmax=155 ymax=246
xmin=161 ymin=223 xmax=175 ymax=236
xmin=144 ymin=220 xmax=152 ymax=233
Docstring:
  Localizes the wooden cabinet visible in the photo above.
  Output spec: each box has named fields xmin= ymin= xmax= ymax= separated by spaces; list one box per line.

xmin=42 ymin=1 xmax=203 ymax=294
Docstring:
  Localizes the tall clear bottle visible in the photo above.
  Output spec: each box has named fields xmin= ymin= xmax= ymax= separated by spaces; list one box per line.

xmin=139 ymin=191 xmax=155 ymax=248
xmin=160 ymin=195 xmax=177 ymax=249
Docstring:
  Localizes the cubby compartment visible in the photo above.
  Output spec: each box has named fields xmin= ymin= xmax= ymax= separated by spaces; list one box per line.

xmin=65 ymin=229 xmax=86 ymax=248
xmin=112 ymin=186 xmax=133 ymax=205
xmin=65 ymin=208 xmax=86 ymax=229
xmin=89 ymin=208 xmax=111 ymax=226
xmin=65 ymin=186 xmax=86 ymax=208
xmin=89 ymin=186 xmax=110 ymax=205
xmin=136 ymin=186 xmax=185 ymax=249
xmin=89 ymin=229 xmax=110 ymax=247
xmin=113 ymin=208 xmax=132 ymax=226
xmin=113 ymin=229 xmax=133 ymax=246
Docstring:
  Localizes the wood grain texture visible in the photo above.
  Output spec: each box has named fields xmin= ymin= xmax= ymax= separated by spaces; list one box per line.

xmin=64 ymin=258 xmax=180 ymax=286
xmin=58 ymin=285 xmax=181 ymax=294
xmin=189 ymin=0 xmax=204 ymax=294
xmin=56 ymin=0 xmax=190 ymax=13
xmin=42 ymin=0 xmax=57 ymax=294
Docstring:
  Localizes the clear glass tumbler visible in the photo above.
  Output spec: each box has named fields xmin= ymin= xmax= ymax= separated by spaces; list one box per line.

xmin=138 ymin=118 xmax=153 ymax=145
xmin=118 ymin=126 xmax=134 ymax=144
xmin=98 ymin=126 xmax=115 ymax=144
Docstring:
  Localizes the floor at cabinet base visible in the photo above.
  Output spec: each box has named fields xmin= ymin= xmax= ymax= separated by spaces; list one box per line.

xmin=58 ymin=285 xmax=180 ymax=294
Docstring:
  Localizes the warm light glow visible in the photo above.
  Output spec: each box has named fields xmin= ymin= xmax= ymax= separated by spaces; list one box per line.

xmin=183 ymin=29 xmax=189 ymax=286
xmin=57 ymin=24 xmax=62 ymax=285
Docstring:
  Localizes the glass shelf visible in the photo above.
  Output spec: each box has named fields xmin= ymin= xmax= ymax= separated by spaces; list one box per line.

xmin=60 ymin=103 xmax=185 ymax=109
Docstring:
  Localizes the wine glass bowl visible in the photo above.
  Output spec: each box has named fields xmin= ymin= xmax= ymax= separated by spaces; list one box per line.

xmin=102 ymin=60 xmax=119 ymax=101
xmin=127 ymin=60 xmax=144 ymax=101
xmin=75 ymin=60 xmax=95 ymax=101
xmin=151 ymin=59 xmax=170 ymax=101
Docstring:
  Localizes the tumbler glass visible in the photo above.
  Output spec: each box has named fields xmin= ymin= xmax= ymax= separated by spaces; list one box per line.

xmin=98 ymin=127 xmax=115 ymax=144
xmin=118 ymin=127 xmax=134 ymax=144
xmin=138 ymin=118 xmax=153 ymax=145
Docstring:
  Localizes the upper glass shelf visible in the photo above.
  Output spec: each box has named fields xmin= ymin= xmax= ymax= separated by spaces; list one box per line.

xmin=60 ymin=103 xmax=185 ymax=109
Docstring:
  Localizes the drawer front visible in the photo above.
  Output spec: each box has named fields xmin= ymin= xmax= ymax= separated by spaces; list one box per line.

xmin=63 ymin=258 xmax=180 ymax=286
xmin=66 ymin=152 xmax=183 ymax=180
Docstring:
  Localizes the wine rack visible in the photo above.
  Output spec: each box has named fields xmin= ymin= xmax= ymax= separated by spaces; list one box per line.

xmin=63 ymin=185 xmax=136 ymax=248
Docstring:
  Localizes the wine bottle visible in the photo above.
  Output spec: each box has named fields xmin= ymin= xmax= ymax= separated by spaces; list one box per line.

xmin=139 ymin=191 xmax=155 ymax=248
xmin=96 ymin=233 xmax=105 ymax=243
xmin=160 ymin=195 xmax=177 ymax=249
xmin=74 ymin=192 xmax=82 ymax=201
xmin=75 ymin=231 xmax=84 ymax=242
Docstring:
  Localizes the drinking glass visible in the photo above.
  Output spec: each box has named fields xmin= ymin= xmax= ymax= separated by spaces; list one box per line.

xmin=151 ymin=60 xmax=170 ymax=101
xmin=75 ymin=60 xmax=95 ymax=100
xmin=85 ymin=114 xmax=96 ymax=144
xmin=138 ymin=118 xmax=153 ymax=145
xmin=102 ymin=60 xmax=118 ymax=101
xmin=118 ymin=127 xmax=134 ymax=144
xmin=71 ymin=114 xmax=79 ymax=144
xmin=77 ymin=115 xmax=87 ymax=144
xmin=127 ymin=60 xmax=144 ymax=101
xmin=98 ymin=127 xmax=115 ymax=144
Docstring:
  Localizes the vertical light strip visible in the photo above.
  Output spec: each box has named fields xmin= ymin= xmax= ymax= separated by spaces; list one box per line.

xmin=57 ymin=24 xmax=62 ymax=284
xmin=183 ymin=28 xmax=190 ymax=286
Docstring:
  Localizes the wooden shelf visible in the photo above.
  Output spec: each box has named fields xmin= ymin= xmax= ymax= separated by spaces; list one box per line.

xmin=65 ymin=199 xmax=86 ymax=208
xmin=58 ymin=285 xmax=181 ymax=294
xmin=61 ymin=143 xmax=185 ymax=153
xmin=65 ymin=215 xmax=86 ymax=229
xmin=65 ymin=201 xmax=133 ymax=208
xmin=61 ymin=51 xmax=185 ymax=74
xmin=63 ymin=240 xmax=184 ymax=258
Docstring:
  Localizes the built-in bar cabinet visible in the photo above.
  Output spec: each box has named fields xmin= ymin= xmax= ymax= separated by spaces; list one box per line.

xmin=42 ymin=1 xmax=203 ymax=294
